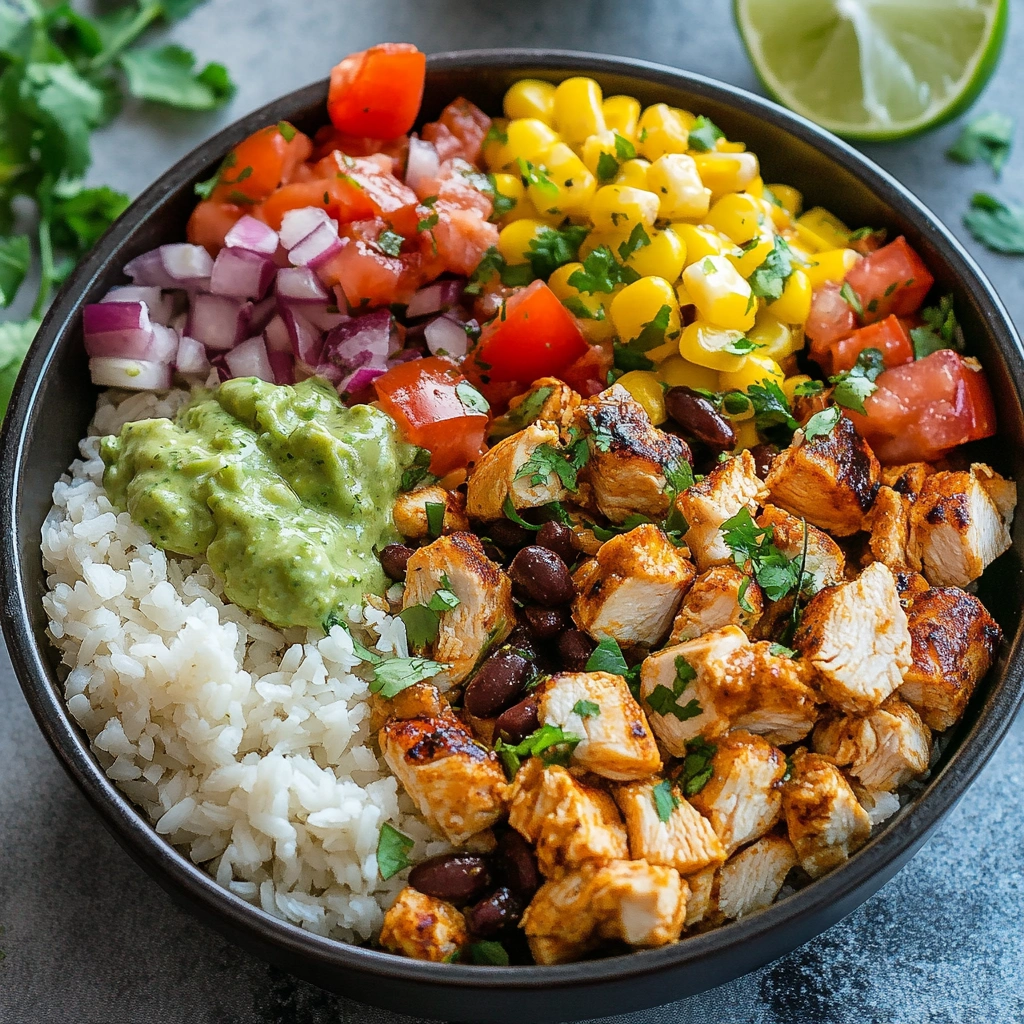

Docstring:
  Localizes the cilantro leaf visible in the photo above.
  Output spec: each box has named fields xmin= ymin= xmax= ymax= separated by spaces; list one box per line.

xmin=119 ymin=44 xmax=234 ymax=110
xmin=840 ymin=281 xmax=864 ymax=317
xmin=516 ymin=157 xmax=558 ymax=198
xmin=745 ymin=379 xmax=799 ymax=439
xmin=646 ymin=655 xmax=701 ymax=721
xmin=489 ymin=384 xmax=555 ymax=441
xmin=376 ymin=823 xmax=414 ymax=879
xmin=572 ymin=699 xmax=600 ymax=718
xmin=803 ymin=405 xmax=842 ymax=441
xmin=0 ymin=318 xmax=38 ymax=419
xmin=828 ymin=347 xmax=885 ymax=414
xmin=502 ymin=495 xmax=544 ymax=531
xmin=400 ymin=447 xmax=434 ymax=491
xmin=686 ymin=115 xmax=725 ymax=153
xmin=614 ymin=133 xmax=636 ymax=160
xmin=483 ymin=124 xmax=509 ymax=147
xmin=957 ymin=189 xmax=1022 ymax=255
xmin=370 ymin=656 xmax=443 ymax=698
xmin=910 ymin=293 xmax=964 ymax=358
xmin=488 ymin=173 xmax=517 ymax=219
xmin=768 ymin=643 xmax=796 ymax=658
xmin=376 ymin=228 xmax=404 ymax=256
xmin=723 ymin=336 xmax=759 ymax=356
xmin=680 ymin=736 xmax=716 ymax=796
xmin=399 ymin=604 xmax=442 ymax=648
xmin=456 ymin=380 xmax=490 ymax=415
xmin=596 ymin=150 xmax=619 ymax=183
xmin=567 ymin=245 xmax=639 ymax=294
xmin=562 ymin=295 xmax=604 ymax=320
xmin=515 ymin=437 xmax=589 ymax=492
xmin=737 ymin=576 xmax=755 ymax=614
xmin=652 ymin=779 xmax=680 ymax=822
xmin=50 ymin=184 xmax=130 ymax=253
xmin=0 ymin=234 xmax=30 ymax=307
xmin=618 ymin=222 xmax=651 ymax=262
xmin=748 ymin=237 xmax=794 ymax=302
xmin=526 ymin=224 xmax=589 ymax=280
xmin=615 ymin=303 xmax=674 ymax=371
xmin=947 ymin=112 xmax=1014 ymax=176
xmin=495 ymin=724 xmax=582 ymax=776
xmin=720 ymin=507 xmax=811 ymax=602
xmin=794 ymin=380 xmax=825 ymax=398
xmin=425 ymin=501 xmax=445 ymax=539
xmin=469 ymin=940 xmax=510 ymax=966
xmin=586 ymin=636 xmax=630 ymax=677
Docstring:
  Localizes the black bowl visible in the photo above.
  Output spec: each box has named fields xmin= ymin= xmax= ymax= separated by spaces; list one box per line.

xmin=3 ymin=49 xmax=1023 ymax=1024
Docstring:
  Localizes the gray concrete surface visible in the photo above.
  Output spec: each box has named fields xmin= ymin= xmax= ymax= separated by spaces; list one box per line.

xmin=3 ymin=1 xmax=1024 ymax=1022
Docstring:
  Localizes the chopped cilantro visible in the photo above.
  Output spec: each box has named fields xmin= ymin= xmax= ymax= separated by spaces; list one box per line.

xmin=686 ymin=115 xmax=725 ymax=152
xmin=514 ymin=435 xmax=589 ymax=492
xmin=456 ymin=380 xmax=490 ymax=415
xmin=803 ymin=405 xmax=842 ymax=441
xmin=793 ymin=380 xmax=825 ymax=398
xmin=748 ymin=237 xmax=795 ymax=302
xmin=596 ymin=150 xmax=619 ymax=183
xmin=370 ymin=657 xmax=444 ymax=698
xmin=585 ymin=636 xmax=643 ymax=696
xmin=839 ymin=281 xmax=864 ymax=317
xmin=398 ymin=577 xmax=460 ymax=648
xmin=615 ymin=303 xmax=674 ymax=371
xmin=277 ymin=121 xmax=297 ymax=142
xmin=489 ymin=385 xmax=555 ymax=441
xmin=947 ymin=112 xmax=1014 ymax=176
xmin=910 ymin=294 xmax=964 ymax=358
xmin=425 ymin=501 xmax=445 ymax=539
xmin=680 ymin=736 xmax=716 ymax=796
xmin=516 ymin=157 xmax=558 ymax=197
xmin=572 ymin=699 xmax=601 ymax=718
xmin=737 ymin=576 xmax=755 ymax=614
xmin=483 ymin=124 xmax=509 ymax=147
xmin=618 ymin=223 xmax=651 ymax=262
xmin=567 ymin=244 xmax=640 ymax=294
xmin=829 ymin=347 xmax=885 ymax=414
xmin=652 ymin=780 xmax=681 ymax=822
xmin=562 ymin=296 xmax=605 ymax=320
xmin=723 ymin=336 xmax=759 ymax=356
xmin=495 ymin=724 xmax=582 ymax=776
xmin=720 ymin=507 xmax=812 ymax=602
xmin=768 ymin=643 xmax=797 ymax=658
xmin=417 ymin=211 xmax=439 ymax=232
xmin=401 ymin=447 xmax=434 ymax=491
xmin=469 ymin=940 xmax=510 ymax=966
xmin=526 ymin=225 xmax=589 ymax=280
xmin=488 ymin=173 xmax=518 ymax=219
xmin=647 ymin=656 xmax=701 ymax=721
xmin=376 ymin=823 xmax=414 ymax=879
xmin=614 ymin=133 xmax=637 ymax=160
xmin=376 ymin=228 xmax=405 ymax=257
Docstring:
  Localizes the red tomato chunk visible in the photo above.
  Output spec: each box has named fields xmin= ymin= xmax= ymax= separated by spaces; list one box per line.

xmin=831 ymin=315 xmax=914 ymax=375
xmin=844 ymin=236 xmax=934 ymax=324
xmin=327 ymin=43 xmax=426 ymax=140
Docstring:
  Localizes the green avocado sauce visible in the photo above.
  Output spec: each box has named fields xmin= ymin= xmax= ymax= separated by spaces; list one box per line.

xmin=100 ymin=376 xmax=417 ymax=629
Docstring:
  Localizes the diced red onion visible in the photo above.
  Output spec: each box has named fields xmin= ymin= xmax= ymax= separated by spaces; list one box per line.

xmin=89 ymin=357 xmax=173 ymax=390
xmin=224 ymin=215 xmax=280 ymax=256
xmin=302 ymin=304 xmax=349 ymax=333
xmin=267 ymin=350 xmax=295 ymax=385
xmin=100 ymin=286 xmax=174 ymax=326
xmin=223 ymin=336 xmax=275 ymax=383
xmin=387 ymin=347 xmax=424 ymax=368
xmin=281 ymin=306 xmax=324 ymax=366
xmin=279 ymin=207 xmax=336 ymax=250
xmin=188 ymin=294 xmax=252 ymax=351
xmin=405 ymin=136 xmax=440 ymax=197
xmin=83 ymin=302 xmax=179 ymax=362
xmin=175 ymin=335 xmax=210 ymax=375
xmin=405 ymin=278 xmax=466 ymax=319
xmin=339 ymin=365 xmax=387 ymax=394
xmin=424 ymin=314 xmax=470 ymax=359
xmin=84 ymin=300 xmax=152 ymax=337
xmin=263 ymin=314 xmax=292 ymax=353
xmin=313 ymin=360 xmax=344 ymax=386
xmin=249 ymin=294 xmax=277 ymax=335
xmin=276 ymin=267 xmax=329 ymax=304
xmin=124 ymin=244 xmax=213 ymax=289
xmin=288 ymin=220 xmax=343 ymax=269
xmin=322 ymin=310 xmax=397 ymax=370
xmin=209 ymin=247 xmax=276 ymax=300
xmin=210 ymin=355 xmax=230 ymax=382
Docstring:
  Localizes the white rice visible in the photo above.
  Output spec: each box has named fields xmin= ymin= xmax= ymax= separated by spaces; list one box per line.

xmin=41 ymin=388 xmax=446 ymax=943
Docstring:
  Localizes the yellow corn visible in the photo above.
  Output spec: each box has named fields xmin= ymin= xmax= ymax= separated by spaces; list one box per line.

xmin=717 ymin=139 xmax=746 ymax=153
xmin=732 ymin=418 xmax=760 ymax=453
xmin=768 ymin=269 xmax=812 ymax=325
xmin=678 ymin=321 xmax=747 ymax=372
xmin=675 ymin=279 xmax=694 ymax=308
xmin=675 ymin=224 xmax=737 ymax=268
xmin=625 ymin=226 xmax=687 ymax=282
xmin=603 ymin=95 xmax=641 ymax=140
xmin=646 ymin=154 xmax=712 ymax=220
xmin=682 ymin=255 xmax=756 ymax=332
xmin=768 ymin=184 xmax=802 ymax=217
xmin=803 ymin=248 xmax=860 ymax=288
xmin=705 ymin=192 xmax=764 ymax=244
xmin=614 ymin=158 xmax=651 ymax=189
xmin=497 ymin=218 xmax=548 ymax=264
xmin=719 ymin=354 xmax=785 ymax=393
xmin=554 ymin=77 xmax=606 ymax=145
xmin=503 ymin=80 xmax=557 ymax=125
xmin=610 ymin=276 xmax=681 ymax=347
xmin=617 ymin=370 xmax=667 ymax=424
xmin=530 ymin=142 xmax=596 ymax=216
xmin=782 ymin=374 xmax=814 ymax=405
xmin=489 ymin=172 xmax=525 ymax=224
xmin=747 ymin=310 xmax=801 ymax=362
xmin=694 ymin=152 xmax=759 ymax=197
xmin=580 ymin=130 xmax=618 ymax=178
xmin=637 ymin=103 xmax=693 ymax=160
xmin=746 ymin=175 xmax=764 ymax=199
xmin=548 ymin=263 xmax=615 ymax=342
xmin=656 ymin=354 xmax=720 ymax=392
xmin=728 ymin=228 xmax=775 ymax=279
xmin=488 ymin=117 xmax=559 ymax=171
xmin=797 ymin=207 xmax=851 ymax=250
xmin=589 ymin=185 xmax=660 ymax=232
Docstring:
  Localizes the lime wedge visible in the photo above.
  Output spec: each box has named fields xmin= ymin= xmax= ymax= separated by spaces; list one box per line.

xmin=734 ymin=0 xmax=1008 ymax=141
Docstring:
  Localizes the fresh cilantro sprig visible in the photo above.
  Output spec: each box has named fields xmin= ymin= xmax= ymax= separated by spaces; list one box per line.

xmin=585 ymin=636 xmax=642 ymax=697
xmin=525 ymin=224 xmax=589 ymax=280
xmin=686 ymin=115 xmax=725 ymax=153
xmin=400 ymin=447 xmax=435 ymax=491
xmin=514 ymin=433 xmax=590 ymax=492
xmin=963 ymin=192 xmax=1024 ymax=254
xmin=910 ymin=294 xmax=965 ymax=358
xmin=567 ymin=244 xmax=640 ymax=294
xmin=646 ymin=656 xmax=702 ymax=721
xmin=376 ymin=823 xmax=414 ymax=879
xmin=947 ymin=112 xmax=1014 ymax=177
xmin=748 ymin=237 xmax=795 ymax=302
xmin=722 ymin=379 xmax=799 ymax=445
xmin=803 ymin=405 xmax=841 ymax=441
xmin=516 ymin=157 xmax=558 ymax=198
xmin=572 ymin=699 xmax=600 ymax=718
xmin=828 ymin=347 xmax=885 ymax=415
xmin=614 ymin=303 xmax=676 ymax=371
xmin=399 ymin=574 xmax=461 ymax=648
xmin=652 ymin=779 xmax=681 ymax=822
xmin=720 ymin=507 xmax=813 ymax=602
xmin=488 ymin=384 xmax=555 ymax=442
xmin=679 ymin=736 xmax=716 ymax=796
xmin=494 ymin=724 xmax=581 ymax=777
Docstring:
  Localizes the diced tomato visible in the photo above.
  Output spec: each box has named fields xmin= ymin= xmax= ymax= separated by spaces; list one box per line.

xmin=211 ymin=124 xmax=312 ymax=204
xmin=844 ymin=236 xmax=934 ymax=324
xmin=846 ymin=350 xmax=997 ymax=464
xmin=560 ymin=342 xmax=614 ymax=397
xmin=806 ymin=282 xmax=857 ymax=362
xmin=186 ymin=200 xmax=246 ymax=254
xmin=327 ymin=43 xmax=426 ymax=140
xmin=312 ymin=151 xmax=421 ymax=235
xmin=420 ymin=98 xmax=492 ymax=165
xmin=256 ymin=179 xmax=372 ymax=230
xmin=830 ymin=315 xmax=914 ymax=375
xmin=311 ymin=125 xmax=409 ymax=171
xmin=374 ymin=356 xmax=488 ymax=475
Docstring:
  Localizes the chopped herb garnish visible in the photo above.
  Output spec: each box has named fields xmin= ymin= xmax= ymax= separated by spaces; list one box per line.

xmin=401 ymin=447 xmax=434 ymax=491
xmin=376 ymin=228 xmax=405 ymax=257
xmin=399 ymin=576 xmax=460 ymax=648
xmin=720 ymin=507 xmax=813 ymax=602
xmin=768 ymin=642 xmax=797 ymax=658
xmin=567 ymin=244 xmax=640 ymax=294
xmin=686 ymin=115 xmax=725 ymax=152
xmin=417 ymin=211 xmax=439 ymax=233
xmin=562 ymin=295 xmax=605 ymax=320
xmin=488 ymin=173 xmax=518 ymax=219
xmin=737 ymin=576 xmax=755 ymax=614
xmin=572 ymin=699 xmax=601 ymax=718
xmin=277 ymin=121 xmax=297 ymax=142
xmin=652 ymin=779 xmax=681 ymax=822
xmin=840 ymin=281 xmax=864 ymax=317
xmin=828 ymin=347 xmax=885 ymax=415
xmin=596 ymin=150 xmax=619 ymax=183
xmin=483 ymin=124 xmax=509 ymax=148
xmin=425 ymin=501 xmax=445 ymax=539
xmin=680 ymin=736 xmax=716 ymax=796
xmin=618 ymin=222 xmax=652 ymax=262
xmin=514 ymin=435 xmax=590 ymax=492
xmin=723 ymin=336 xmax=759 ymax=356
xmin=516 ymin=157 xmax=558 ymax=197
xmin=456 ymin=380 xmax=490 ymax=415
xmin=585 ymin=636 xmax=642 ymax=696
xmin=502 ymin=495 xmax=544 ymax=531
xmin=947 ymin=112 xmax=1014 ymax=176
xmin=910 ymin=294 xmax=965 ymax=358
xmin=614 ymin=133 xmax=637 ymax=160
xmin=371 ymin=657 xmax=444 ymax=698
xmin=526 ymin=225 xmax=590 ymax=280
xmin=748 ymin=237 xmax=795 ymax=302
xmin=803 ymin=405 xmax=842 ymax=441
xmin=376 ymin=823 xmax=414 ymax=879
xmin=647 ymin=656 xmax=701 ymax=721
xmin=469 ymin=940 xmax=510 ymax=966
xmin=615 ymin=303 xmax=675 ymax=371
xmin=793 ymin=380 xmax=826 ymax=398
xmin=495 ymin=724 xmax=582 ymax=776
xmin=489 ymin=385 xmax=555 ymax=441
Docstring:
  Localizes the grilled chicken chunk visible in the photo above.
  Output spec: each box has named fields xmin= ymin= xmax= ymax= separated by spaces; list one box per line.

xmin=522 ymin=859 xmax=687 ymax=964
xmin=757 ymin=505 xmax=846 ymax=592
xmin=973 ymin=462 xmax=1018 ymax=524
xmin=614 ymin=781 xmax=726 ymax=874
xmin=717 ymin=834 xmax=798 ymax=920
xmin=508 ymin=759 xmax=628 ymax=876
xmin=369 ymin=682 xmax=446 ymax=733
xmin=881 ymin=462 xmax=934 ymax=496
xmin=794 ymin=562 xmax=912 ymax=714
xmin=764 ymin=417 xmax=880 ymax=536
xmin=851 ymin=784 xmax=901 ymax=827
xmin=392 ymin=485 xmax=469 ymax=540
xmin=536 ymin=671 xmax=662 ymax=781
xmin=688 ymin=731 xmax=787 ymax=855
xmin=865 ymin=485 xmax=911 ymax=568
xmin=683 ymin=866 xmax=717 ymax=928
xmin=380 ymin=711 xmax=509 ymax=844
xmin=380 ymin=886 xmax=468 ymax=962
xmin=403 ymin=532 xmax=514 ymax=685
xmin=668 ymin=564 xmax=763 ymax=643
xmin=813 ymin=697 xmax=931 ymax=792
xmin=466 ymin=421 xmax=570 ymax=521
xmin=641 ymin=627 xmax=818 ymax=753
xmin=575 ymin=384 xmax=692 ymax=524
xmin=488 ymin=377 xmax=581 ymax=440
xmin=782 ymin=750 xmax=872 ymax=878
xmin=899 ymin=585 xmax=1002 ymax=731
xmin=907 ymin=468 xmax=1015 ymax=588
xmin=676 ymin=450 xmax=765 ymax=570
xmin=572 ymin=524 xmax=696 ymax=648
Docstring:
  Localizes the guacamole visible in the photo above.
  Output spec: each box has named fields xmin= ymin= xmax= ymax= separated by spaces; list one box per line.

xmin=100 ymin=377 xmax=416 ymax=629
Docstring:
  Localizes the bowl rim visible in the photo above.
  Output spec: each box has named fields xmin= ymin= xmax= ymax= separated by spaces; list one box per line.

xmin=3 ymin=45 xmax=1024 ymax=996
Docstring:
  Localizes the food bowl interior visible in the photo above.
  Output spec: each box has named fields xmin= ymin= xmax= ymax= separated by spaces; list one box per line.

xmin=4 ymin=50 xmax=1024 ymax=1024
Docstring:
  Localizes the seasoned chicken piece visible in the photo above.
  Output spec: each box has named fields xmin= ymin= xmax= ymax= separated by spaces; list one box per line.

xmin=851 ymin=784 xmax=901 ymax=827
xmin=668 ymin=564 xmax=763 ymax=643
xmin=403 ymin=532 xmax=514 ymax=685
xmin=572 ymin=524 xmax=696 ymax=648
xmin=466 ymin=421 xmax=569 ymax=521
xmin=683 ymin=866 xmax=716 ymax=928
xmin=488 ymin=377 xmax=580 ymax=441
xmin=794 ymin=562 xmax=912 ymax=714
xmin=881 ymin=461 xmax=934 ymax=496
xmin=891 ymin=565 xmax=930 ymax=601
xmin=757 ymin=505 xmax=846 ymax=592
xmin=392 ymin=485 xmax=469 ymax=540
xmin=688 ymin=731 xmax=786 ymax=855
xmin=614 ymin=780 xmax=726 ymax=874
xmin=764 ymin=416 xmax=880 ymax=536
xmin=369 ymin=682 xmax=446 ymax=733
xmin=536 ymin=671 xmax=662 ymax=781
xmin=717 ymin=834 xmax=798 ymax=920
xmin=675 ymin=450 xmax=765 ymax=570
xmin=641 ymin=628 xmax=818 ymax=753
xmin=865 ymin=485 xmax=911 ymax=568
xmin=782 ymin=751 xmax=872 ymax=878
xmin=973 ymin=462 xmax=1017 ymax=525
xmin=379 ymin=887 xmax=467 ymax=962
xmin=907 ymin=468 xmax=1015 ymax=588
xmin=575 ymin=384 xmax=692 ymax=524
xmin=381 ymin=711 xmax=509 ymax=844
xmin=813 ymin=697 xmax=931 ymax=792
xmin=522 ymin=859 xmax=687 ymax=964
xmin=508 ymin=759 xmax=628 ymax=876
xmin=899 ymin=585 xmax=1002 ymax=731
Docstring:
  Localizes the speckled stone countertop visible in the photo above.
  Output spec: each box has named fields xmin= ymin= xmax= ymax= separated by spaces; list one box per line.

xmin=2 ymin=2 xmax=1024 ymax=1022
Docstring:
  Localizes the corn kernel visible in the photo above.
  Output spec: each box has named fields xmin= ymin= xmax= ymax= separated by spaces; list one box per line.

xmin=554 ymin=77 xmax=606 ymax=145
xmin=792 ymin=220 xmax=832 ymax=254
xmin=705 ymin=192 xmax=764 ymax=244
xmin=615 ymin=158 xmax=651 ymax=189
xmin=797 ymin=208 xmax=851 ymax=250
xmin=675 ymin=279 xmax=694 ymax=308
xmin=768 ymin=269 xmax=812 ymax=325
xmin=589 ymin=185 xmax=660 ymax=233
xmin=768 ymin=184 xmax=803 ymax=217
xmin=580 ymin=130 xmax=618 ymax=178
xmin=610 ymin=276 xmax=681 ymax=348
xmin=646 ymin=153 xmax=711 ymax=220
xmin=675 ymin=224 xmax=738 ymax=268
xmin=637 ymin=104 xmax=693 ymax=160
xmin=603 ymin=95 xmax=641 ymax=140
xmin=503 ymin=79 xmax=557 ymax=125
xmin=489 ymin=117 xmax=559 ymax=171
xmin=617 ymin=370 xmax=667 ymax=424
xmin=497 ymin=218 xmax=548 ymax=264
xmin=728 ymin=228 xmax=775 ymax=279
xmin=803 ymin=248 xmax=860 ymax=288
xmin=548 ymin=263 xmax=615 ymax=342
xmin=782 ymin=374 xmax=814 ymax=405
xmin=719 ymin=354 xmax=785 ymax=393
xmin=747 ymin=310 xmax=800 ymax=362
xmin=626 ymin=226 xmax=687 ymax=282
xmin=682 ymin=255 xmax=756 ymax=332
xmin=656 ymin=354 xmax=720 ymax=391
xmin=694 ymin=152 xmax=759 ymax=197
xmin=678 ymin=321 xmax=747 ymax=372
xmin=489 ymin=172 xmax=525 ymax=224
xmin=716 ymin=139 xmax=746 ymax=153
xmin=531 ymin=142 xmax=596 ymax=216
xmin=733 ymin=418 xmax=760 ymax=453
xmin=745 ymin=175 xmax=764 ymax=199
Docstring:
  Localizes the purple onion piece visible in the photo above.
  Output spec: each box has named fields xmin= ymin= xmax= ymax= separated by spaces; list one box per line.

xmin=424 ymin=314 xmax=470 ymax=359
xmin=276 ymin=266 xmax=330 ymax=304
xmin=175 ymin=335 xmax=210 ymax=375
xmin=279 ymin=207 xmax=336 ymax=250
xmin=99 ymin=286 xmax=175 ymax=326
xmin=263 ymin=314 xmax=292 ymax=354
xmin=288 ymin=221 xmax=343 ymax=269
xmin=281 ymin=306 xmax=324 ymax=366
xmin=340 ymin=364 xmax=387 ymax=394
xmin=301 ymin=304 xmax=349 ymax=333
xmin=89 ymin=357 xmax=173 ymax=391
xmin=248 ymin=294 xmax=277 ymax=335
xmin=321 ymin=309 xmax=396 ymax=370
xmin=224 ymin=215 xmax=280 ymax=255
xmin=267 ymin=350 xmax=295 ymax=385
xmin=405 ymin=278 xmax=466 ymax=319
xmin=405 ymin=136 xmax=440 ymax=196
xmin=209 ymin=247 xmax=276 ymax=300
xmin=187 ymin=294 xmax=252 ymax=351
xmin=223 ymin=336 xmax=275 ymax=383
xmin=125 ymin=244 xmax=213 ymax=288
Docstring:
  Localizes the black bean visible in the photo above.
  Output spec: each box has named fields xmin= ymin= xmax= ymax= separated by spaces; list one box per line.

xmin=523 ymin=605 xmax=571 ymax=640
xmin=379 ymin=543 xmax=414 ymax=582
xmin=496 ymin=831 xmax=540 ymax=899
xmin=509 ymin=546 xmax=575 ymax=607
xmin=487 ymin=519 xmax=530 ymax=550
xmin=505 ymin=625 xmax=540 ymax=660
xmin=464 ymin=650 xmax=531 ymax=718
xmin=557 ymin=629 xmax=595 ymax=672
xmin=494 ymin=696 xmax=539 ymax=745
xmin=748 ymin=442 xmax=778 ymax=479
xmin=464 ymin=886 xmax=524 ymax=937
xmin=665 ymin=386 xmax=737 ymax=450
xmin=408 ymin=853 xmax=492 ymax=906
xmin=535 ymin=521 xmax=576 ymax=565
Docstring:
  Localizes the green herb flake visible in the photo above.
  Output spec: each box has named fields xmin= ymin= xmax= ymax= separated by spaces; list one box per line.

xmin=495 ymin=724 xmax=582 ymax=775
xmin=615 ymin=303 xmax=674 ymax=371
xmin=425 ymin=501 xmax=446 ymax=539
xmin=723 ymin=335 xmax=759 ymax=356
xmin=793 ymin=380 xmax=825 ymax=398
xmin=720 ymin=507 xmax=813 ymax=603
xmin=376 ymin=228 xmax=405 ymax=257
xmin=680 ymin=736 xmax=716 ymax=796
xmin=737 ymin=575 xmax=755 ymax=614
xmin=652 ymin=779 xmax=680 ymax=822
xmin=839 ymin=281 xmax=864 ymax=317
xmin=803 ymin=405 xmax=842 ymax=441
xmin=370 ymin=656 xmax=443 ymax=698
xmin=947 ymin=112 xmax=1014 ymax=176
xmin=686 ymin=115 xmax=725 ymax=153
xmin=910 ymin=294 xmax=964 ymax=358
xmin=514 ymin=436 xmax=589 ymax=492
xmin=828 ymin=347 xmax=885 ymax=414
xmin=516 ymin=157 xmax=559 ymax=198
xmin=614 ymin=133 xmax=637 ymax=160
xmin=567 ymin=244 xmax=639 ymax=294
xmin=469 ymin=940 xmax=510 ymax=966
xmin=526 ymin=224 xmax=589 ymax=280
xmin=417 ymin=211 xmax=439 ymax=233
xmin=596 ymin=150 xmax=619 ymax=183
xmin=489 ymin=385 xmax=555 ymax=441
xmin=748 ymin=237 xmax=795 ymax=302
xmin=572 ymin=699 xmax=601 ymax=718
xmin=376 ymin=823 xmax=414 ymax=879
xmin=455 ymin=380 xmax=490 ymax=415
xmin=618 ymin=222 xmax=651 ymax=262
xmin=488 ymin=173 xmax=517 ymax=219
xmin=502 ymin=494 xmax=544 ymax=531
xmin=400 ymin=447 xmax=434 ymax=491
xmin=768 ymin=643 xmax=797 ymax=658
xmin=119 ymin=44 xmax=234 ymax=111
xmin=562 ymin=295 xmax=605 ymax=320
xmin=483 ymin=124 xmax=509 ymax=148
